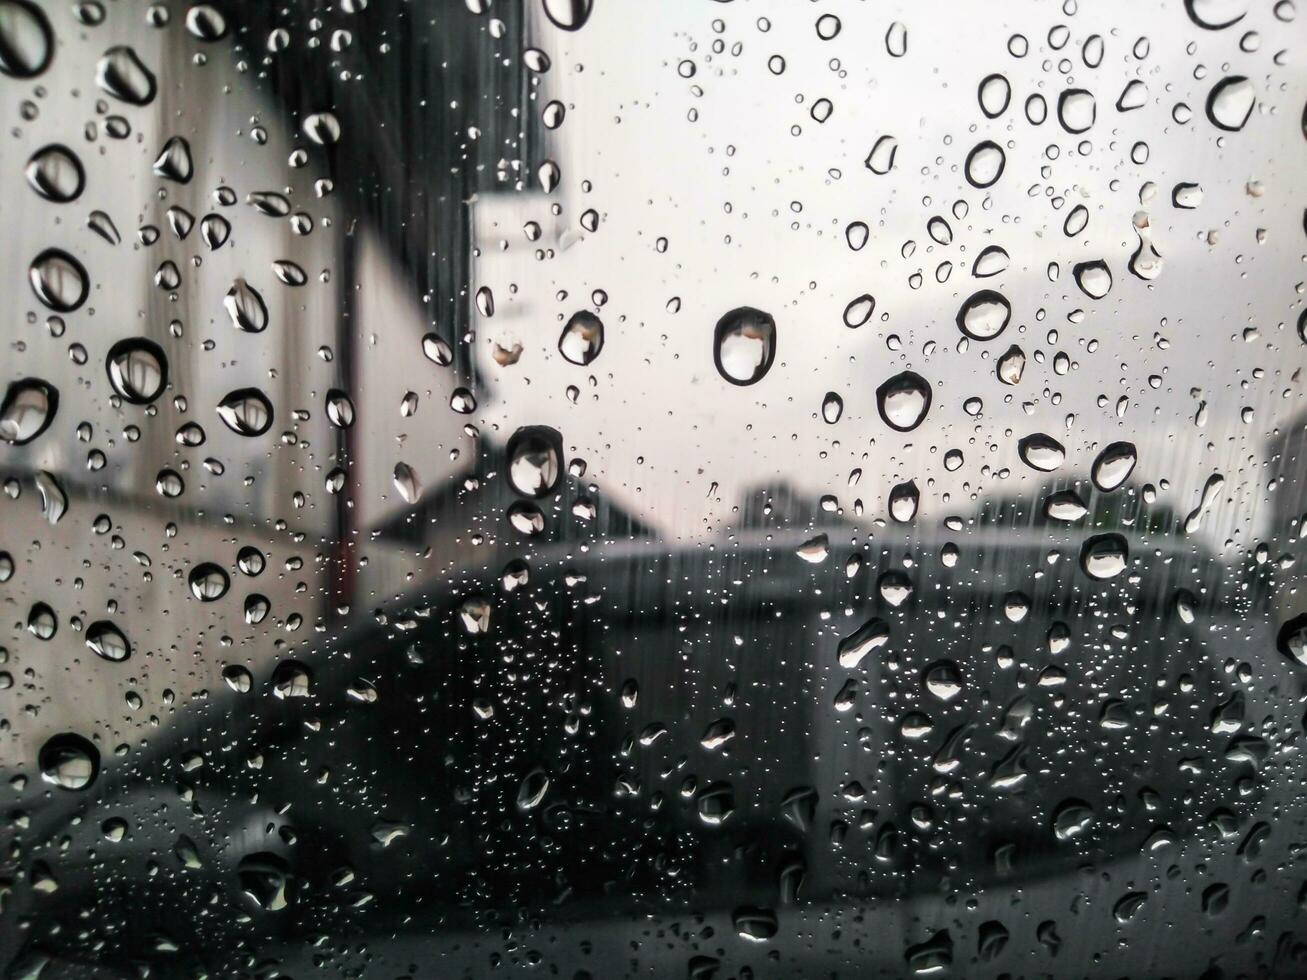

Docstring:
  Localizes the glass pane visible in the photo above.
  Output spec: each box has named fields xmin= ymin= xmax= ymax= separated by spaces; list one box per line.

xmin=2 ymin=1 xmax=1306 ymax=976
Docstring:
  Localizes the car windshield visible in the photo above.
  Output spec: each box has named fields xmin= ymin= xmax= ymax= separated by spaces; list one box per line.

xmin=1 ymin=1 xmax=1306 ymax=978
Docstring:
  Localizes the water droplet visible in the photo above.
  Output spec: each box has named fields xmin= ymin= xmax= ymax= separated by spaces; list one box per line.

xmin=734 ymin=907 xmax=779 ymax=942
xmin=153 ymin=136 xmax=193 ymax=183
xmin=796 ymin=533 xmax=829 ymax=564
xmin=200 ymin=212 xmax=230 ymax=249
xmin=224 ymin=279 xmax=269 ymax=332
xmin=972 ymin=245 xmax=1009 ymax=277
xmin=714 ymin=307 xmax=777 ymax=386
xmin=0 ymin=377 xmax=58 ymax=444
xmin=1091 ymin=441 xmax=1136 ymax=491
xmin=35 ymin=470 xmax=67 ymax=524
xmin=422 ymin=333 xmax=453 ymax=365
xmin=1185 ymin=0 xmax=1248 ymax=30
xmin=558 ymin=310 xmax=604 ymax=365
xmin=1056 ymin=88 xmax=1096 ymax=133
xmin=964 ymin=140 xmax=1005 ymax=188
xmin=393 ymin=462 xmax=421 ymax=504
xmin=1052 ymin=798 xmax=1095 ymax=840
xmin=238 ymin=853 xmax=291 ymax=911
xmin=507 ymin=425 xmax=563 ymax=498
xmin=96 ymin=45 xmax=156 ymax=105
xmin=865 ymin=135 xmax=898 ymax=175
xmin=995 ymin=345 xmax=1026 ymax=385
xmin=876 ymin=371 xmax=931 ymax=431
xmin=868 ymin=11 xmax=904 ymax=54
xmin=188 ymin=562 xmax=229 ymax=601
xmin=28 ymin=600 xmax=56 ymax=638
xmin=0 ymin=0 xmax=52 ymax=77
xmin=1045 ymin=489 xmax=1088 ymax=522
xmin=1207 ymin=76 xmax=1254 ymax=130
xmin=821 ymin=391 xmax=843 ymax=424
xmin=302 ymin=110 xmax=341 ymax=145
xmin=1018 ymin=433 xmax=1066 ymax=472
xmin=86 ymin=621 xmax=130 ymax=662
xmin=185 ymin=3 xmax=227 ymax=40
xmin=837 ymin=617 xmax=889 ymax=669
xmin=924 ymin=660 xmax=963 ymax=701
xmin=325 ymin=389 xmax=355 ymax=428
xmin=87 ymin=210 xmax=120 ymax=245
xmin=842 ymin=294 xmax=875 ymax=328
xmin=541 ymin=0 xmax=591 ymax=31
xmin=1172 ymin=182 xmax=1203 ymax=208
xmin=29 ymin=248 xmax=89 ymax=312
xmin=106 ymin=338 xmax=167 ymax=405
xmin=39 ymin=733 xmax=99 ymax=790
xmin=1071 ymin=258 xmax=1113 ymax=297
xmin=25 ymin=145 xmax=83 ymax=202
xmin=1080 ymin=533 xmax=1128 ymax=580
xmin=956 ymin=289 xmax=1011 ymax=340
xmin=1276 ymin=613 xmax=1307 ymax=666
xmin=978 ymin=74 xmax=1011 ymax=118
xmin=458 ymin=596 xmax=493 ymax=635
xmin=216 ymin=388 xmax=273 ymax=436
xmin=888 ymin=479 xmax=920 ymax=522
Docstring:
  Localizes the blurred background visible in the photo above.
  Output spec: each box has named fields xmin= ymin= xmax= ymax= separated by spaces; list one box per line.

xmin=1 ymin=0 xmax=1306 ymax=976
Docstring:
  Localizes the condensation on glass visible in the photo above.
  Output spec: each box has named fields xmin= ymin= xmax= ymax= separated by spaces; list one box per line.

xmin=1 ymin=0 xmax=1306 ymax=976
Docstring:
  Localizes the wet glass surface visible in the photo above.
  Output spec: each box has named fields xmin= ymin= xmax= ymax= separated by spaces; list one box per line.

xmin=2 ymin=0 xmax=1307 ymax=976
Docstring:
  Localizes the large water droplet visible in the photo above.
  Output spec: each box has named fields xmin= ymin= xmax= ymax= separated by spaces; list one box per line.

xmin=956 ymin=289 xmax=1010 ymax=340
xmin=978 ymin=74 xmax=1011 ymax=118
xmin=238 ymin=853 xmax=291 ymax=911
xmin=185 ymin=3 xmax=228 ymax=40
xmin=542 ymin=0 xmax=592 ymax=31
xmin=996 ymin=345 xmax=1026 ymax=385
xmin=224 ymin=279 xmax=269 ymax=332
xmin=1072 ymin=260 xmax=1113 ymax=299
xmin=25 ymin=145 xmax=84 ymax=202
xmin=821 ymin=391 xmax=843 ymax=424
xmin=876 ymin=371 xmax=931 ymax=431
xmin=302 ymin=111 xmax=341 ymax=145
xmin=388 ymin=461 xmax=420 ymax=504
xmin=325 ymin=389 xmax=355 ymax=428
xmin=1185 ymin=0 xmax=1247 ymax=30
xmin=0 ymin=0 xmax=52 ymax=78
xmin=507 ymin=425 xmax=563 ymax=498
xmin=1056 ymin=88 xmax=1096 ymax=133
xmin=1207 ymin=76 xmax=1254 ymax=131
xmin=39 ymin=733 xmax=99 ymax=790
xmin=837 ymin=617 xmax=889 ymax=669
xmin=153 ymin=136 xmax=193 ymax=183
xmin=29 ymin=248 xmax=88 ymax=312
xmin=972 ymin=245 xmax=1009 ymax=278
xmin=1276 ymin=613 xmax=1307 ymax=666
xmin=1052 ymin=798 xmax=1095 ymax=841
xmin=1080 ymin=533 xmax=1128 ymax=580
xmin=1091 ymin=441 xmax=1137 ymax=491
xmin=188 ymin=562 xmax=230 ymax=601
xmin=0 ymin=378 xmax=57 ymax=444
xmin=36 ymin=470 xmax=67 ymax=524
xmin=888 ymin=479 xmax=920 ymax=522
xmin=216 ymin=388 xmax=273 ymax=436
xmin=714 ymin=307 xmax=777 ymax=386
xmin=558 ymin=311 xmax=604 ymax=365
xmin=964 ymin=141 xmax=1005 ymax=188
xmin=86 ymin=620 xmax=130 ymax=662
xmin=95 ymin=45 xmax=156 ymax=105
xmin=1018 ymin=433 xmax=1066 ymax=472
xmin=106 ymin=338 xmax=167 ymax=405
xmin=865 ymin=135 xmax=898 ymax=175
xmin=842 ymin=294 xmax=875 ymax=328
